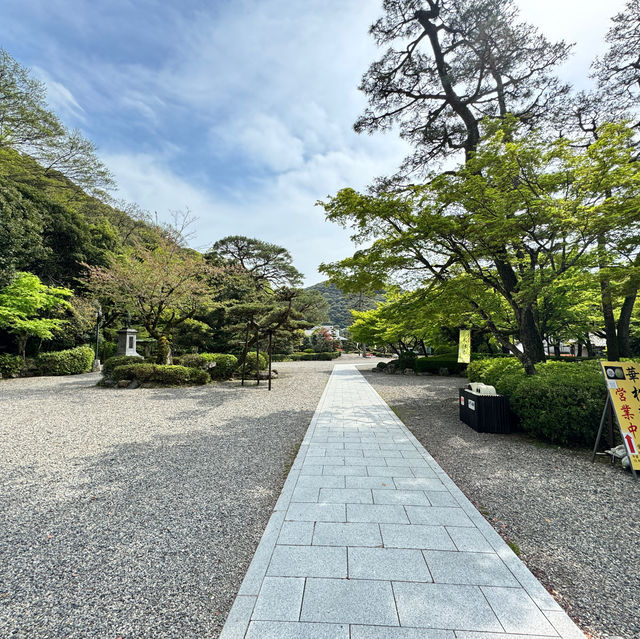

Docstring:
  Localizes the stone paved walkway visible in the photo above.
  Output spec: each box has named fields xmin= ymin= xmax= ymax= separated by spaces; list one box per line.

xmin=220 ymin=365 xmax=586 ymax=639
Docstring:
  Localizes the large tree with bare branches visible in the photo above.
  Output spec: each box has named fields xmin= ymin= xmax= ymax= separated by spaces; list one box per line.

xmin=356 ymin=0 xmax=571 ymax=174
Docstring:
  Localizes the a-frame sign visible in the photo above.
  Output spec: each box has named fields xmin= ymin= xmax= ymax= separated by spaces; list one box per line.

xmin=592 ymin=361 xmax=640 ymax=479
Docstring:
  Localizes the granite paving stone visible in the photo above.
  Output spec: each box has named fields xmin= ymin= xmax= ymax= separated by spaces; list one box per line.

xmin=424 ymin=550 xmax=519 ymax=586
xmin=267 ymin=545 xmax=347 ymax=578
xmin=301 ymin=578 xmax=399 ymax=626
xmin=278 ymin=521 xmax=315 ymax=546
xmin=348 ymin=547 xmax=432 ymax=581
xmin=405 ymin=505 xmax=474 ymax=527
xmin=372 ymin=489 xmax=430 ymax=506
xmin=380 ymin=523 xmax=457 ymax=551
xmin=347 ymin=503 xmax=410 ymax=524
xmin=220 ymin=365 xmax=586 ymax=639
xmin=393 ymin=582 xmax=503 ymax=631
xmin=312 ymin=522 xmax=383 ymax=547
xmin=481 ymin=586 xmax=560 ymax=636
xmin=252 ymin=577 xmax=305 ymax=621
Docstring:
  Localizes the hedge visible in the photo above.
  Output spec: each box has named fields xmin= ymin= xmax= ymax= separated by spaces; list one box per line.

xmin=0 ymin=354 xmax=23 ymax=378
xmin=414 ymin=356 xmax=467 ymax=375
xmin=103 ymin=355 xmax=146 ymax=377
xmin=290 ymin=351 xmax=341 ymax=361
xmin=36 ymin=346 xmax=95 ymax=376
xmin=201 ymin=353 xmax=238 ymax=380
xmin=111 ymin=364 xmax=209 ymax=386
xmin=467 ymin=358 xmax=606 ymax=447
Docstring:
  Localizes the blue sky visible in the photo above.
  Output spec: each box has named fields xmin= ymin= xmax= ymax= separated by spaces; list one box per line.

xmin=1 ymin=0 xmax=627 ymax=284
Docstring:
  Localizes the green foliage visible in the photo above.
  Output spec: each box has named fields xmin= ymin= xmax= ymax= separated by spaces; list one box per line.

xmin=102 ymin=355 xmax=145 ymax=377
xmin=111 ymin=364 xmax=209 ymax=386
xmin=469 ymin=358 xmax=606 ymax=446
xmin=397 ymin=351 xmax=417 ymax=372
xmin=200 ymin=353 xmax=238 ymax=380
xmin=156 ymin=335 xmax=171 ymax=364
xmin=305 ymin=281 xmax=382 ymax=329
xmin=36 ymin=345 xmax=94 ymax=376
xmin=414 ymin=357 xmax=467 ymax=375
xmin=0 ymin=271 xmax=72 ymax=356
xmin=376 ymin=361 xmax=388 ymax=370
xmin=240 ymin=351 xmax=268 ymax=374
xmin=0 ymin=353 xmax=23 ymax=378
xmin=290 ymin=351 xmax=342 ymax=361
xmin=271 ymin=354 xmax=293 ymax=362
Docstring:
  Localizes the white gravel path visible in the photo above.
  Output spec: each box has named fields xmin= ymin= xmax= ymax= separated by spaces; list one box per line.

xmin=0 ymin=356 xmax=385 ymax=639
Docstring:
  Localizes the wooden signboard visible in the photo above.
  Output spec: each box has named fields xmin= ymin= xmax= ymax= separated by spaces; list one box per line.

xmin=594 ymin=361 xmax=640 ymax=477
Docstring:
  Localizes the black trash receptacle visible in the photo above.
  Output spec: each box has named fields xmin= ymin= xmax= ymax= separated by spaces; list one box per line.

xmin=459 ymin=389 xmax=511 ymax=433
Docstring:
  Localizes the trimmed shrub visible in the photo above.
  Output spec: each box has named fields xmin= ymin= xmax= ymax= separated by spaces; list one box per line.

xmin=0 ymin=354 xmax=24 ymax=378
xmin=103 ymin=355 xmax=146 ymax=377
xmin=414 ymin=357 xmax=467 ymax=375
xmin=468 ymin=358 xmax=606 ymax=446
xmin=239 ymin=351 xmax=268 ymax=375
xmin=396 ymin=351 xmax=417 ymax=372
xmin=466 ymin=358 xmax=524 ymax=393
xmin=201 ymin=353 xmax=238 ymax=380
xmin=36 ymin=346 xmax=95 ymax=376
xmin=180 ymin=353 xmax=207 ymax=369
xmin=376 ymin=361 xmax=388 ymax=370
xmin=290 ymin=351 xmax=341 ymax=361
xmin=111 ymin=364 xmax=209 ymax=386
xmin=271 ymin=354 xmax=293 ymax=362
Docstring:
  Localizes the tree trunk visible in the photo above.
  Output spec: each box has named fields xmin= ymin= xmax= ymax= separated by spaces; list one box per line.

xmin=600 ymin=278 xmax=619 ymax=360
xmin=617 ymin=293 xmax=637 ymax=358
xmin=517 ymin=306 xmax=546 ymax=372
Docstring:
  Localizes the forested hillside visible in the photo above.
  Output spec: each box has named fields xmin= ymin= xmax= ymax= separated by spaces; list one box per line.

xmin=0 ymin=49 xmax=327 ymax=371
xmin=306 ymin=281 xmax=382 ymax=329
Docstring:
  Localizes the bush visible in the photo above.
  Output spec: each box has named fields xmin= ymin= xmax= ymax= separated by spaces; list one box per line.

xmin=468 ymin=358 xmax=607 ymax=446
xmin=180 ymin=353 xmax=207 ymax=369
xmin=0 ymin=354 xmax=24 ymax=378
xmin=271 ymin=354 xmax=293 ymax=362
xmin=466 ymin=358 xmax=524 ymax=393
xmin=414 ymin=357 xmax=467 ymax=375
xmin=396 ymin=351 xmax=417 ymax=371
xmin=290 ymin=351 xmax=341 ymax=361
xmin=238 ymin=351 xmax=268 ymax=375
xmin=201 ymin=353 xmax=238 ymax=380
xmin=376 ymin=361 xmax=388 ymax=370
xmin=36 ymin=346 xmax=95 ymax=376
xmin=103 ymin=355 xmax=146 ymax=377
xmin=111 ymin=364 xmax=209 ymax=386
xmin=100 ymin=341 xmax=118 ymax=361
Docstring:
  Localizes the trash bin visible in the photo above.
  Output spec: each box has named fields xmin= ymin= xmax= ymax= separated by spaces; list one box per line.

xmin=459 ymin=387 xmax=511 ymax=434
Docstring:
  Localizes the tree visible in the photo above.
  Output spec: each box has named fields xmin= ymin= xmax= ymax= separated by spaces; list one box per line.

xmin=0 ymin=178 xmax=45 ymax=287
xmin=84 ymin=232 xmax=214 ymax=341
xmin=204 ymin=236 xmax=326 ymax=358
xmin=208 ymin=236 xmax=303 ymax=289
xmin=0 ymin=49 xmax=113 ymax=196
xmin=356 ymin=0 xmax=570 ymax=173
xmin=0 ymin=272 xmax=72 ymax=358
xmin=321 ymin=122 xmax=640 ymax=373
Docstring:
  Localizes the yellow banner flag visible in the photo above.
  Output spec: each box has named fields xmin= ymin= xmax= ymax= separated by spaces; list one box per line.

xmin=601 ymin=361 xmax=640 ymax=471
xmin=458 ymin=329 xmax=471 ymax=364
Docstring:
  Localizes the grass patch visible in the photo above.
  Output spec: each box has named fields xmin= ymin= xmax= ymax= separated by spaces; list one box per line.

xmin=507 ymin=539 xmax=522 ymax=556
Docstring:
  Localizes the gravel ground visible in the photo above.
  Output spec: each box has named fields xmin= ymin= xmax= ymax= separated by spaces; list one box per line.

xmin=362 ymin=368 xmax=640 ymax=639
xmin=0 ymin=356 xmax=383 ymax=639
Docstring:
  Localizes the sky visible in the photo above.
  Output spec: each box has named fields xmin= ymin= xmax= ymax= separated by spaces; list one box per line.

xmin=0 ymin=0 xmax=628 ymax=284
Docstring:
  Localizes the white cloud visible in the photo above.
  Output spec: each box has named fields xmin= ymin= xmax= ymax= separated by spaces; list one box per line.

xmin=32 ymin=66 xmax=86 ymax=124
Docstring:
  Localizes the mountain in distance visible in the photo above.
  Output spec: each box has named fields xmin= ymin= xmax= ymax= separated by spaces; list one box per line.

xmin=306 ymin=281 xmax=383 ymax=330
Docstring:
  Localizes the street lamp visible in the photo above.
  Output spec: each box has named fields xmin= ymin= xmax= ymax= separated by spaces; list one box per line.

xmin=93 ymin=308 xmax=103 ymax=371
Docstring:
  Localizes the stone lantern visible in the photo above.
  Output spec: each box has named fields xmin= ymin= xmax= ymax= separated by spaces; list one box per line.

xmin=116 ymin=313 xmax=143 ymax=358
